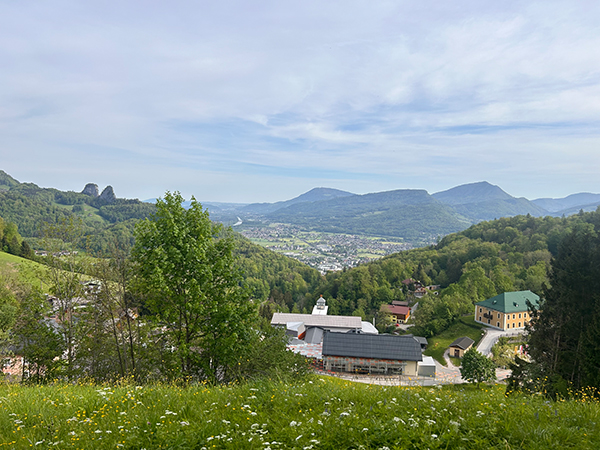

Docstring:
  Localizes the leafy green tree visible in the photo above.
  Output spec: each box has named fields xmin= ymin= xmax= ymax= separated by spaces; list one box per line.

xmin=460 ymin=347 xmax=496 ymax=384
xmin=132 ymin=192 xmax=256 ymax=383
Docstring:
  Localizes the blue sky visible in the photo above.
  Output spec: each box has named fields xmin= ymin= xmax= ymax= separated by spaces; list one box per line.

xmin=1 ymin=0 xmax=599 ymax=203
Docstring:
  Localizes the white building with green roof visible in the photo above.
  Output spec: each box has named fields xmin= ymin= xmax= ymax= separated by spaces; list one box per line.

xmin=474 ymin=290 xmax=540 ymax=330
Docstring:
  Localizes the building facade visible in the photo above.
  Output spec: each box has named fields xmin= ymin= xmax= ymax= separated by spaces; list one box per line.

xmin=474 ymin=290 xmax=540 ymax=331
xmin=322 ymin=333 xmax=422 ymax=376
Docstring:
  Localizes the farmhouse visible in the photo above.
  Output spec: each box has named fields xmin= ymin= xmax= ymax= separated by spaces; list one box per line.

xmin=474 ymin=290 xmax=540 ymax=331
xmin=322 ymin=332 xmax=422 ymax=375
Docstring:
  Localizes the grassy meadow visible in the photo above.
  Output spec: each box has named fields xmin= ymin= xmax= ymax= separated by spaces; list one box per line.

xmin=0 ymin=377 xmax=598 ymax=449
xmin=424 ymin=317 xmax=486 ymax=366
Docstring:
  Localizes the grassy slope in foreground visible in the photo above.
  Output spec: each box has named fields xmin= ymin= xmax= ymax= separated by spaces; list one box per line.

xmin=0 ymin=378 xmax=598 ymax=449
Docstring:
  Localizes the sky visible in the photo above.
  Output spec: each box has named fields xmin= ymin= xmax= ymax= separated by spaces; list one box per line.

xmin=1 ymin=0 xmax=600 ymax=203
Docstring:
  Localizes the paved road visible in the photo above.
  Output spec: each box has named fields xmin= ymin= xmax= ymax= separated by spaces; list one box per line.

xmin=477 ymin=327 xmax=525 ymax=356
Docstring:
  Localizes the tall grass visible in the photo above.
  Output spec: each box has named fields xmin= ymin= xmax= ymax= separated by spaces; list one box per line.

xmin=0 ymin=377 xmax=598 ymax=449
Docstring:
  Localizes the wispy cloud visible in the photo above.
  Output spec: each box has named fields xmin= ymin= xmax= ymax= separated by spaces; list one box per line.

xmin=1 ymin=0 xmax=599 ymax=202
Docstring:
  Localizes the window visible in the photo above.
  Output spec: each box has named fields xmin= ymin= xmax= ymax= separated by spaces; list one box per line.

xmin=498 ymin=313 xmax=500 ymax=318
xmin=497 ymin=322 xmax=500 ymax=327
xmin=479 ymin=308 xmax=482 ymax=313
xmin=519 ymin=313 xmax=522 ymax=318
xmin=518 ymin=322 xmax=521 ymax=327
xmin=479 ymin=316 xmax=482 ymax=321
xmin=513 ymin=314 xmax=516 ymax=319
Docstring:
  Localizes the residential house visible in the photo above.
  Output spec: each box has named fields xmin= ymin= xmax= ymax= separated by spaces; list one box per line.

xmin=381 ymin=304 xmax=410 ymax=324
xmin=474 ymin=290 xmax=540 ymax=331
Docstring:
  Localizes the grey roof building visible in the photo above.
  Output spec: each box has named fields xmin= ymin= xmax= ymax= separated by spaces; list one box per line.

xmin=322 ymin=333 xmax=422 ymax=375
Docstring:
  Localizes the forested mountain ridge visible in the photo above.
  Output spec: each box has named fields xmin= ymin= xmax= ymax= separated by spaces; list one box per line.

xmin=0 ymin=170 xmax=322 ymax=308
xmin=265 ymin=189 xmax=472 ymax=242
xmin=243 ymin=187 xmax=355 ymax=214
xmin=235 ymin=181 xmax=599 ymax=244
xmin=0 ymin=170 xmax=156 ymax=253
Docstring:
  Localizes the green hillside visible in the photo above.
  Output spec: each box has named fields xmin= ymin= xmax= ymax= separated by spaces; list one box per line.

xmin=268 ymin=189 xmax=471 ymax=242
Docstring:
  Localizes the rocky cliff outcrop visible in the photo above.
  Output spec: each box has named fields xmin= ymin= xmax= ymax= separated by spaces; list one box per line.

xmin=82 ymin=183 xmax=99 ymax=197
xmin=99 ymin=186 xmax=116 ymax=204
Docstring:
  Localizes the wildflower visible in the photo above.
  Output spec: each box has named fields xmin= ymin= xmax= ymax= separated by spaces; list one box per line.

xmin=289 ymin=421 xmax=298 ymax=427
xmin=432 ymin=434 xmax=438 ymax=439
xmin=180 ymin=421 xmax=190 ymax=426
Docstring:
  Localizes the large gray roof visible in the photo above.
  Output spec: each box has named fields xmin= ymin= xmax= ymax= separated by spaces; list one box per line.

xmin=271 ymin=313 xmax=362 ymax=329
xmin=322 ymin=333 xmax=422 ymax=361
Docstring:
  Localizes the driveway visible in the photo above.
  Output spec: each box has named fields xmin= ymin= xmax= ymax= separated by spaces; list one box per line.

xmin=477 ymin=326 xmax=525 ymax=356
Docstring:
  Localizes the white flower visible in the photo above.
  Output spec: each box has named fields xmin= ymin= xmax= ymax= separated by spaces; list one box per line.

xmin=180 ymin=421 xmax=189 ymax=426
xmin=289 ymin=421 xmax=298 ymax=427
xmin=432 ymin=434 xmax=438 ymax=438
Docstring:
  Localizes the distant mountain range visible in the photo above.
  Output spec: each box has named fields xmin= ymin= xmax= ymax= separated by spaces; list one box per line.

xmin=2 ymin=169 xmax=599 ymax=246
xmin=215 ymin=181 xmax=600 ymax=244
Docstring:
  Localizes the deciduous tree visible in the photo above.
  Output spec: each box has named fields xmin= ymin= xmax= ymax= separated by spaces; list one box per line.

xmin=460 ymin=347 xmax=496 ymax=384
xmin=132 ymin=192 xmax=256 ymax=382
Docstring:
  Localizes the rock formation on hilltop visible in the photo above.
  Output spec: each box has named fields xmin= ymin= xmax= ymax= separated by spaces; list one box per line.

xmin=99 ymin=186 xmax=116 ymax=204
xmin=82 ymin=183 xmax=99 ymax=197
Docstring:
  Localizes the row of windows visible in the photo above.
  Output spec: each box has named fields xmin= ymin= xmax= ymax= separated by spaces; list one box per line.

xmin=478 ymin=317 xmax=523 ymax=329
xmin=478 ymin=307 xmax=528 ymax=320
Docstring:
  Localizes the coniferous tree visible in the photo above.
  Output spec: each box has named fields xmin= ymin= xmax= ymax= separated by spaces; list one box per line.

xmin=527 ymin=220 xmax=600 ymax=391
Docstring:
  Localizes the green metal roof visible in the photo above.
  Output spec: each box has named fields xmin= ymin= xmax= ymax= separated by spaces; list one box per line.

xmin=475 ymin=290 xmax=540 ymax=314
